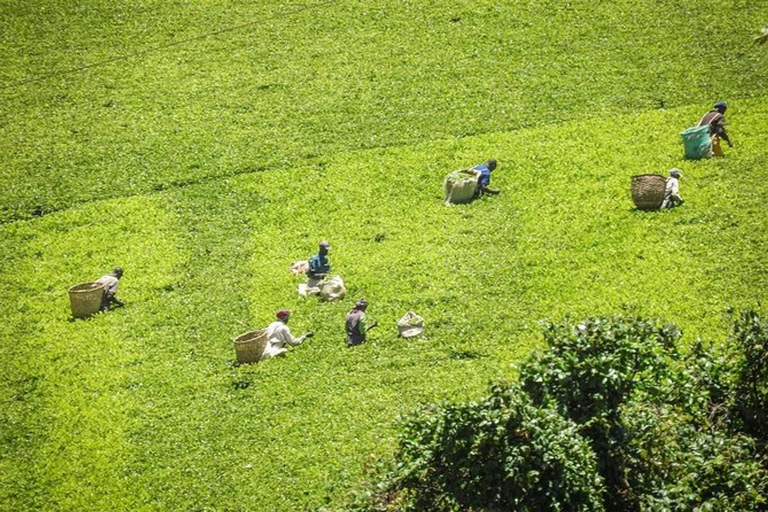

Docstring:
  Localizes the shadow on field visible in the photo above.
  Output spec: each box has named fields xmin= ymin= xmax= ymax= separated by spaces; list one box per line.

xmin=448 ymin=349 xmax=487 ymax=360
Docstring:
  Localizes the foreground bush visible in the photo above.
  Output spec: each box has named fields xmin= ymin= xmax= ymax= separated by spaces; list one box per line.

xmin=353 ymin=383 xmax=605 ymax=511
xmin=729 ymin=309 xmax=768 ymax=448
xmin=519 ymin=317 xmax=682 ymax=510
xmin=348 ymin=314 xmax=768 ymax=512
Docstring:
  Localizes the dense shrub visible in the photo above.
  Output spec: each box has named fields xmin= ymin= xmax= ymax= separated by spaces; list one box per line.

xmin=350 ymin=314 xmax=768 ymax=511
xmin=622 ymin=400 xmax=767 ymax=511
xmin=353 ymin=383 xmax=605 ymax=512
xmin=519 ymin=317 xmax=682 ymax=510
xmin=729 ymin=309 xmax=768 ymax=448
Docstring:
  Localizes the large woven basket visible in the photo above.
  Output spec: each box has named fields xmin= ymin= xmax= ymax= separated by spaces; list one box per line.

xmin=68 ymin=282 xmax=105 ymax=318
xmin=233 ymin=329 xmax=268 ymax=364
xmin=631 ymin=174 xmax=666 ymax=210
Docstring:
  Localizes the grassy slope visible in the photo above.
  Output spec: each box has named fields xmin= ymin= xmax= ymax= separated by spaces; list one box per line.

xmin=1 ymin=0 xmax=766 ymax=221
xmin=1 ymin=0 xmax=767 ymax=510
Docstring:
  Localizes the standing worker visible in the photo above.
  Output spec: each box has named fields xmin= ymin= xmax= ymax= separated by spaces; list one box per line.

xmin=346 ymin=298 xmax=377 ymax=347
xmin=261 ymin=310 xmax=314 ymax=359
xmin=97 ymin=266 xmax=124 ymax=312
xmin=460 ymin=159 xmax=500 ymax=198
xmin=307 ymin=241 xmax=332 ymax=289
xmin=661 ymin=168 xmax=684 ymax=209
xmin=697 ymin=102 xmax=732 ymax=156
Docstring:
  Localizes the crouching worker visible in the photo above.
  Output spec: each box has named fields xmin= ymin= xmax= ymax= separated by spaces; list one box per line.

xmin=460 ymin=159 xmax=500 ymax=198
xmin=261 ymin=310 xmax=314 ymax=360
xmin=661 ymin=168 xmax=684 ymax=209
xmin=346 ymin=298 xmax=377 ymax=347
xmin=307 ymin=240 xmax=332 ymax=291
xmin=97 ymin=266 xmax=124 ymax=312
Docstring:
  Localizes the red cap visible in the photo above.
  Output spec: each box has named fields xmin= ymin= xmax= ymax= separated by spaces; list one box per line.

xmin=276 ymin=309 xmax=291 ymax=319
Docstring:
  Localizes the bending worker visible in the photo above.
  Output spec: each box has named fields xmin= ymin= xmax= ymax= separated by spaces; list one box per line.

xmin=97 ymin=266 xmax=124 ymax=312
xmin=346 ymin=298 xmax=376 ymax=347
xmin=697 ymin=102 xmax=732 ymax=156
xmin=262 ymin=309 xmax=314 ymax=359
xmin=307 ymin=240 xmax=332 ymax=289
xmin=460 ymin=159 xmax=500 ymax=197
xmin=661 ymin=168 xmax=684 ymax=209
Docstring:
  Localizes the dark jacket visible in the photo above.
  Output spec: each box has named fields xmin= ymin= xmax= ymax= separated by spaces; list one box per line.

xmin=346 ymin=309 xmax=366 ymax=346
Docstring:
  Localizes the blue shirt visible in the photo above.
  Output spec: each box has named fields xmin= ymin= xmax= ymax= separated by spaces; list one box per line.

xmin=473 ymin=164 xmax=492 ymax=187
xmin=308 ymin=253 xmax=330 ymax=276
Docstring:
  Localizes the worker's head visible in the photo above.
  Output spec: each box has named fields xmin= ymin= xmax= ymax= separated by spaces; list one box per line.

xmin=355 ymin=298 xmax=368 ymax=311
xmin=669 ymin=168 xmax=682 ymax=179
xmin=714 ymin=101 xmax=727 ymax=113
xmin=276 ymin=309 xmax=291 ymax=322
xmin=319 ymin=240 xmax=331 ymax=254
xmin=113 ymin=267 xmax=124 ymax=278
xmin=487 ymin=159 xmax=497 ymax=171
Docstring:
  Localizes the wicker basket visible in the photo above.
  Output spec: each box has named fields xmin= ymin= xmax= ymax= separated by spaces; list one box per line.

xmin=68 ymin=282 xmax=105 ymax=318
xmin=631 ymin=174 xmax=667 ymax=210
xmin=233 ymin=329 xmax=268 ymax=364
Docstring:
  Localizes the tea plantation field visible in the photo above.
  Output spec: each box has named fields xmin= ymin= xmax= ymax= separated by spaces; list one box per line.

xmin=2 ymin=1 xmax=767 ymax=510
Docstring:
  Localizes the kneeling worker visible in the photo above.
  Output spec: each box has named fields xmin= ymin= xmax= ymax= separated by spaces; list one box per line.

xmin=262 ymin=310 xmax=314 ymax=359
xmin=346 ymin=298 xmax=377 ymax=347
xmin=97 ymin=266 xmax=124 ymax=312
xmin=460 ymin=159 xmax=500 ymax=197
xmin=307 ymin=240 xmax=332 ymax=289
xmin=661 ymin=168 xmax=684 ymax=209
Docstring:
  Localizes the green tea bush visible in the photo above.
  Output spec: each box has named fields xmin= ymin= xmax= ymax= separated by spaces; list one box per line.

xmin=623 ymin=400 xmax=767 ymax=511
xmin=728 ymin=309 xmax=768 ymax=447
xmin=520 ymin=317 xmax=682 ymax=509
xmin=351 ymin=315 xmax=768 ymax=511
xmin=353 ymin=382 xmax=604 ymax=512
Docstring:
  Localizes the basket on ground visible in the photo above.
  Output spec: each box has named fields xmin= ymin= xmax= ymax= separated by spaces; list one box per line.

xmin=631 ymin=174 xmax=667 ymax=210
xmin=233 ymin=329 xmax=268 ymax=364
xmin=68 ymin=282 xmax=105 ymax=318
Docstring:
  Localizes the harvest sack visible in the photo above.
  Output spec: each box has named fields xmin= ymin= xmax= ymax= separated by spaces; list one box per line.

xmin=319 ymin=276 xmax=346 ymax=301
xmin=444 ymin=170 xmax=479 ymax=204
xmin=290 ymin=260 xmax=309 ymax=275
xmin=681 ymin=125 xmax=712 ymax=160
xmin=397 ymin=311 xmax=425 ymax=338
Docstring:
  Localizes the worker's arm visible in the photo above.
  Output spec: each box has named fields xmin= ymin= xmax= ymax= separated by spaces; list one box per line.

xmin=460 ymin=169 xmax=480 ymax=177
xmin=480 ymin=185 xmax=501 ymax=195
xmin=280 ymin=326 xmax=313 ymax=346
xmin=720 ymin=127 xmax=733 ymax=147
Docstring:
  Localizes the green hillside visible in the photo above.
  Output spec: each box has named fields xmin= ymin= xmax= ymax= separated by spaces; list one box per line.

xmin=1 ymin=1 xmax=767 ymax=510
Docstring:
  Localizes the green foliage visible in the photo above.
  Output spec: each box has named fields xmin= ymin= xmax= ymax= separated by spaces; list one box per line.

xmin=355 ymin=383 xmax=604 ymax=512
xmin=728 ymin=309 xmax=768 ymax=446
xmin=348 ymin=315 xmax=768 ymax=511
xmin=1 ymin=0 xmax=767 ymax=510
xmin=520 ymin=317 xmax=681 ymax=424
xmin=519 ymin=317 xmax=683 ymax=510
xmin=623 ymin=401 xmax=767 ymax=511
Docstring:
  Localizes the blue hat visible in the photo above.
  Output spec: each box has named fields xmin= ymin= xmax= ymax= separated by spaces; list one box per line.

xmin=714 ymin=101 xmax=727 ymax=110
